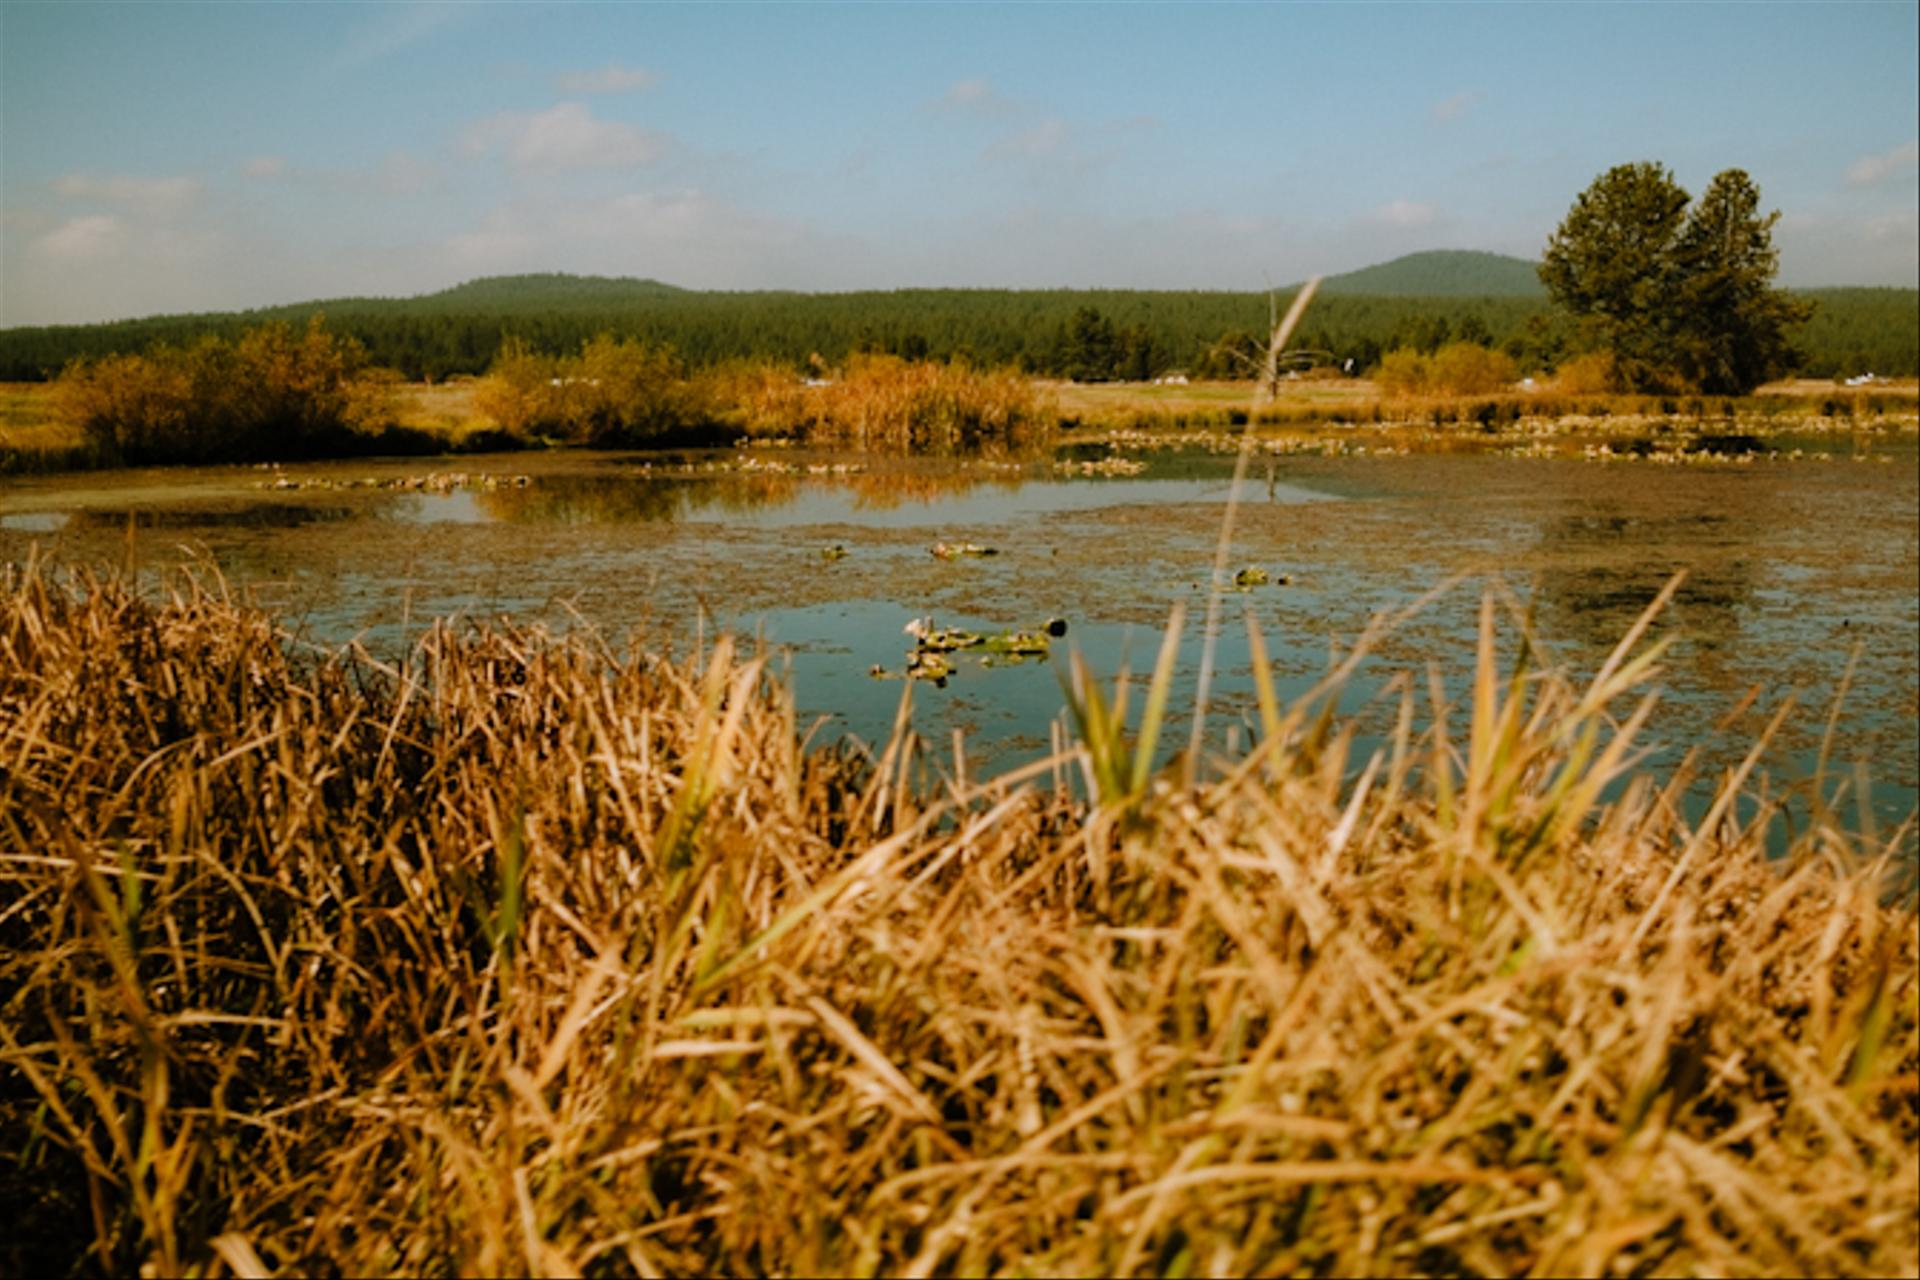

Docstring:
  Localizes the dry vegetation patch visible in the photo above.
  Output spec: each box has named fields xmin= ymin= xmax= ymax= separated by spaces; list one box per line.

xmin=0 ymin=562 xmax=1914 ymax=1277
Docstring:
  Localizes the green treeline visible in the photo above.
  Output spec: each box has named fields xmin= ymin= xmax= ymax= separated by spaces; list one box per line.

xmin=5 ymin=275 xmax=1912 ymax=383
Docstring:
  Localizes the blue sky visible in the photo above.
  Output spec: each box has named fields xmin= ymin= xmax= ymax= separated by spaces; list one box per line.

xmin=2 ymin=1 xmax=1915 ymax=325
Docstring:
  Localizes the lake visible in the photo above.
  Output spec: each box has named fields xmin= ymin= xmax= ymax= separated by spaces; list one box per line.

xmin=4 ymin=430 xmax=1915 ymax=841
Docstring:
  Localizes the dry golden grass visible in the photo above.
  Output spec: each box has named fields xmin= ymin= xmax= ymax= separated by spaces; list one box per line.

xmin=0 ymin=381 xmax=56 ymax=430
xmin=725 ymin=354 xmax=1054 ymax=453
xmin=1048 ymin=377 xmax=1379 ymax=421
xmin=1758 ymin=378 xmax=1920 ymax=398
xmin=2 ymin=556 xmax=1914 ymax=1278
xmin=390 ymin=378 xmax=487 ymax=434
xmin=0 ymin=382 xmax=90 ymax=472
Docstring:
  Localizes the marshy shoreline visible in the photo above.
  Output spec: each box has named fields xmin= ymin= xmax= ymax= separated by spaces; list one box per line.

xmin=1 ymin=561 xmax=1914 ymax=1277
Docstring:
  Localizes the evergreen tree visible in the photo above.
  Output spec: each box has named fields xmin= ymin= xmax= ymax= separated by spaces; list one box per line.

xmin=1541 ymin=163 xmax=1811 ymax=393
xmin=1668 ymin=170 xmax=1813 ymax=393
xmin=1540 ymin=162 xmax=1692 ymax=387
xmin=1058 ymin=307 xmax=1119 ymax=381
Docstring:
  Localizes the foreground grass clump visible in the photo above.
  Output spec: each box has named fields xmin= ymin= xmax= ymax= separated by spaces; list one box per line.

xmin=1 ymin=565 xmax=1914 ymax=1278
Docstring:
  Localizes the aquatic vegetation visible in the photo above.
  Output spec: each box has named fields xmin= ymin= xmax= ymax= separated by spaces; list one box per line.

xmin=881 ymin=615 xmax=1072 ymax=682
xmin=905 ymin=647 xmax=953 ymax=684
xmin=905 ymin=615 xmax=1067 ymax=655
xmin=929 ymin=539 xmax=999 ymax=559
xmin=254 ymin=469 xmax=533 ymax=493
xmin=1057 ymin=454 xmax=1148 ymax=476
xmin=979 ymin=617 xmax=1070 ymax=654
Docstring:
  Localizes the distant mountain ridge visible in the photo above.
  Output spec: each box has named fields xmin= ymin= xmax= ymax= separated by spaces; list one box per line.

xmin=1 ymin=252 xmax=1911 ymax=381
xmin=1314 ymin=251 xmax=1547 ymax=298
xmin=12 ymin=248 xmax=1896 ymax=333
xmin=423 ymin=274 xmax=689 ymax=306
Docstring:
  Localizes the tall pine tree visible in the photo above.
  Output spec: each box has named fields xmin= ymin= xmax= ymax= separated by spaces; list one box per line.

xmin=1540 ymin=163 xmax=1810 ymax=393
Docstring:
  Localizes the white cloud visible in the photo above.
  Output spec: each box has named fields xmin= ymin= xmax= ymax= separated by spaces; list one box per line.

xmin=1366 ymin=199 xmax=1440 ymax=230
xmin=444 ymin=188 xmax=828 ymax=285
xmin=991 ymin=118 xmax=1071 ymax=161
xmin=32 ymin=214 xmax=129 ymax=264
xmin=8 ymin=213 xmax=232 ymax=323
xmin=462 ymin=102 xmax=668 ymax=172
xmin=1864 ymin=210 xmax=1920 ymax=244
xmin=979 ymin=114 xmax=1156 ymax=182
xmin=555 ymin=63 xmax=657 ymax=94
xmin=1431 ymin=91 xmax=1482 ymax=124
xmin=445 ymin=213 xmax=537 ymax=268
xmin=336 ymin=2 xmax=465 ymax=69
xmin=361 ymin=151 xmax=442 ymax=196
xmin=901 ymin=208 xmax=1313 ymax=291
xmin=238 ymin=152 xmax=440 ymax=195
xmin=938 ymin=78 xmax=1012 ymax=113
xmin=1845 ymin=140 xmax=1919 ymax=187
xmin=1773 ymin=210 xmax=1919 ymax=286
xmin=50 ymin=173 xmax=201 ymax=218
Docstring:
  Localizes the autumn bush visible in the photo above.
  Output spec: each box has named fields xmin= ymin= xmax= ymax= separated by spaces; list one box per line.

xmin=51 ymin=318 xmax=396 ymax=465
xmin=1551 ymin=350 xmax=1625 ymax=395
xmin=473 ymin=334 xmax=723 ymax=446
xmin=1373 ymin=342 xmax=1518 ymax=397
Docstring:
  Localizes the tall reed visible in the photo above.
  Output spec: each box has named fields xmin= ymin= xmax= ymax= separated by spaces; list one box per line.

xmin=1 ymin=559 xmax=1913 ymax=1277
xmin=724 ymin=353 xmax=1054 ymax=453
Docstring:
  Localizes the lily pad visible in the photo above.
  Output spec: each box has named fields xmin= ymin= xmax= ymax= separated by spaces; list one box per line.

xmin=930 ymin=541 xmax=999 ymax=560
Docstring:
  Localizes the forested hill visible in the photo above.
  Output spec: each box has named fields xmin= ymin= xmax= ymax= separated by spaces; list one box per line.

xmin=1 ymin=268 xmax=1913 ymax=382
xmin=396 ymin=273 xmax=692 ymax=310
xmin=1315 ymin=250 xmax=1549 ymax=297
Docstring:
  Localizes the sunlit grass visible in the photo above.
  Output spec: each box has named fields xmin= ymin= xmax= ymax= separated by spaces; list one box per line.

xmin=2 ymin=556 xmax=1913 ymax=1277
xmin=0 ymin=383 xmax=92 ymax=473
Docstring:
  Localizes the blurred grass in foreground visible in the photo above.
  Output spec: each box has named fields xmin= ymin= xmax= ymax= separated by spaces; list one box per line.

xmin=0 ymin=559 xmax=1914 ymax=1277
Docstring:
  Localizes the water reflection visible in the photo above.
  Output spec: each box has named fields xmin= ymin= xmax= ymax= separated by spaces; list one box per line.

xmin=1531 ymin=510 xmax=1755 ymax=655
xmin=67 ymin=502 xmax=362 ymax=531
xmin=0 ymin=512 xmax=67 ymax=534
xmin=469 ymin=472 xmax=802 ymax=525
xmin=447 ymin=460 xmax=1327 ymax=530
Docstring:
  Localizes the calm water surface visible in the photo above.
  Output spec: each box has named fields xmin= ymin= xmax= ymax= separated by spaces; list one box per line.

xmin=5 ymin=437 xmax=1915 ymax=842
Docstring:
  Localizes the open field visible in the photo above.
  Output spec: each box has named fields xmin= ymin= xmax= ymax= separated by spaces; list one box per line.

xmin=1760 ymin=378 xmax=1920 ymax=398
xmin=0 ymin=382 xmax=87 ymax=472
xmin=391 ymin=377 xmax=487 ymax=434
xmin=2 ymin=561 xmax=1915 ymax=1277
xmin=1046 ymin=377 xmax=1383 ymax=421
xmin=6 ymin=375 xmax=1918 ymax=475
